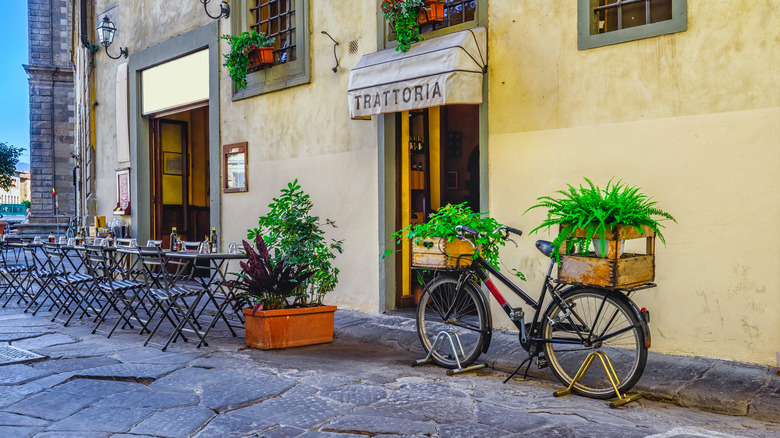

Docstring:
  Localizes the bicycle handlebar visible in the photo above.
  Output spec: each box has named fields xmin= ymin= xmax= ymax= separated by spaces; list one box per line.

xmin=456 ymin=225 xmax=523 ymax=241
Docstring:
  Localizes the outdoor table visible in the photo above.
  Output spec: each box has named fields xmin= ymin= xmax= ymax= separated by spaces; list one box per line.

xmin=164 ymin=250 xmax=248 ymax=346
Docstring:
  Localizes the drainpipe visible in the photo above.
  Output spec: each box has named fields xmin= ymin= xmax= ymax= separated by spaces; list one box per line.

xmin=80 ymin=0 xmax=99 ymax=53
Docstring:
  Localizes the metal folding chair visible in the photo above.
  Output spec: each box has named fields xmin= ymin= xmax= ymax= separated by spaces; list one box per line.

xmin=0 ymin=241 xmax=31 ymax=308
xmin=42 ymin=243 xmax=97 ymax=324
xmin=82 ymin=245 xmax=148 ymax=338
xmin=136 ymin=246 xmax=208 ymax=351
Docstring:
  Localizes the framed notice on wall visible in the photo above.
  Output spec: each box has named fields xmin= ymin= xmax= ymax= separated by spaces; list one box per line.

xmin=223 ymin=142 xmax=248 ymax=193
xmin=115 ymin=168 xmax=131 ymax=215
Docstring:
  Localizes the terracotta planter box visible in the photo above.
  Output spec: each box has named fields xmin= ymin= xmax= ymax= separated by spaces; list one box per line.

xmin=243 ymin=305 xmax=337 ymax=350
xmin=247 ymin=46 xmax=274 ymax=72
xmin=418 ymin=0 xmax=445 ymax=23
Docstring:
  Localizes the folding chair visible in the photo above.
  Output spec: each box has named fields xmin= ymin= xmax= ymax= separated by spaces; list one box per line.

xmin=82 ymin=245 xmax=148 ymax=338
xmin=22 ymin=244 xmax=68 ymax=315
xmin=136 ymin=246 xmax=208 ymax=351
xmin=42 ymin=243 xmax=96 ymax=324
xmin=0 ymin=241 xmax=31 ymax=308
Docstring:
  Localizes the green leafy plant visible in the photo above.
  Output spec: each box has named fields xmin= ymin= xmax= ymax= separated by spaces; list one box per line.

xmin=0 ymin=142 xmax=23 ymax=191
xmin=386 ymin=203 xmax=507 ymax=269
xmin=381 ymin=0 xmax=425 ymax=52
xmin=221 ymin=30 xmax=275 ymax=89
xmin=525 ymin=178 xmax=676 ymax=260
xmin=230 ymin=235 xmax=313 ymax=312
xmin=247 ymin=179 xmax=343 ymax=307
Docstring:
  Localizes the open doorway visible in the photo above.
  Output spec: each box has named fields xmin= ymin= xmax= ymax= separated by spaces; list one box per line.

xmin=394 ymin=104 xmax=480 ymax=309
xmin=149 ymin=105 xmax=211 ymax=247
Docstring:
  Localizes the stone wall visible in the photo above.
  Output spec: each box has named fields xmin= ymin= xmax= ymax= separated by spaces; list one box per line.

xmin=24 ymin=0 xmax=76 ymax=220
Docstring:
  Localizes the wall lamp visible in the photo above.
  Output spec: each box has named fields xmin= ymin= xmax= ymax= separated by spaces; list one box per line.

xmin=96 ymin=16 xmax=128 ymax=59
xmin=201 ymin=0 xmax=230 ymax=19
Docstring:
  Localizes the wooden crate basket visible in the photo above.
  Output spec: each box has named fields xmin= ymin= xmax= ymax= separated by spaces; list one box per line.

xmin=558 ymin=224 xmax=656 ymax=289
xmin=412 ymin=237 xmax=476 ymax=269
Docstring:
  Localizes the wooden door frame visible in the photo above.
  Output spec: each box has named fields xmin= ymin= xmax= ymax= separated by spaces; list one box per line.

xmin=150 ymin=118 xmax=190 ymax=240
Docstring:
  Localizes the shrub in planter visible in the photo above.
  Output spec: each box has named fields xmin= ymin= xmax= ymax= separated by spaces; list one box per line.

xmin=221 ymin=30 xmax=275 ymax=89
xmin=525 ymin=178 xmax=676 ymax=260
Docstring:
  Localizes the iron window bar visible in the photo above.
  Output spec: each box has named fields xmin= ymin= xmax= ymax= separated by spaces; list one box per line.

xmin=594 ymin=0 xmax=652 ymax=31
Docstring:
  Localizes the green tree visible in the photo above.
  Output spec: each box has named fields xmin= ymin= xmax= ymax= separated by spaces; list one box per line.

xmin=0 ymin=142 xmax=24 ymax=191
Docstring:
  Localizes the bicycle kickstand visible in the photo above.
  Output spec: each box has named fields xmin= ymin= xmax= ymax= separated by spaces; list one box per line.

xmin=503 ymin=355 xmax=533 ymax=384
xmin=414 ymin=330 xmax=486 ymax=376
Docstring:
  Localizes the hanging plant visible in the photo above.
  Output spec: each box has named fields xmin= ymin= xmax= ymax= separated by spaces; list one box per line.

xmin=381 ymin=0 xmax=426 ymax=52
xmin=221 ymin=30 xmax=275 ymax=89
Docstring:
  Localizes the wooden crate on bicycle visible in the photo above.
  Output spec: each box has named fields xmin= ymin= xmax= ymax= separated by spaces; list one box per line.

xmin=558 ymin=224 xmax=655 ymax=289
xmin=412 ymin=237 xmax=477 ymax=269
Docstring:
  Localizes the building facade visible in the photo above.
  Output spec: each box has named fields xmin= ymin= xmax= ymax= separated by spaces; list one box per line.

xmin=73 ymin=0 xmax=780 ymax=366
xmin=25 ymin=0 xmax=77 ymax=220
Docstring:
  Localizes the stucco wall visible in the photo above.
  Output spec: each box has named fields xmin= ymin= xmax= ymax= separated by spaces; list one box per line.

xmin=88 ymin=0 xmax=381 ymax=312
xmin=487 ymin=1 xmax=780 ymax=365
xmin=219 ymin=0 xmax=381 ymax=312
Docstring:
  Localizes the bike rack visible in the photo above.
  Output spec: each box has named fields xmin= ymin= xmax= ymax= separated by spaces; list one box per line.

xmin=552 ymin=350 xmax=642 ymax=408
xmin=414 ymin=330 xmax=486 ymax=375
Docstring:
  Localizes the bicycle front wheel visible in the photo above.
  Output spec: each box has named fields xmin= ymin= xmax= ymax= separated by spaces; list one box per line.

xmin=542 ymin=287 xmax=647 ymax=399
xmin=417 ymin=276 xmax=488 ymax=369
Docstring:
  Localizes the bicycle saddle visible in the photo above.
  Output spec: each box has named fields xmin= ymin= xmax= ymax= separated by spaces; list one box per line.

xmin=535 ymin=240 xmax=555 ymax=258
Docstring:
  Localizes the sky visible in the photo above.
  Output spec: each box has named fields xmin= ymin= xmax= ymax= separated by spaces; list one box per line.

xmin=0 ymin=2 xmax=30 ymax=166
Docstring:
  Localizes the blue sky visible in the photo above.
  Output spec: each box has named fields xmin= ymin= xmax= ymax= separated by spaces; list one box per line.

xmin=0 ymin=2 xmax=30 ymax=166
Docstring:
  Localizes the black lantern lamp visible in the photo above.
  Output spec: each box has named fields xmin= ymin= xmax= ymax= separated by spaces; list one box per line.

xmin=96 ymin=16 xmax=128 ymax=59
xmin=200 ymin=0 xmax=230 ymax=19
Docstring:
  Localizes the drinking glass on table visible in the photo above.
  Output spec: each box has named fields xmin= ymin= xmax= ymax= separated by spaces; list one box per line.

xmin=67 ymin=237 xmax=76 ymax=246
xmin=199 ymin=241 xmax=210 ymax=254
xmin=59 ymin=236 xmax=67 ymax=244
xmin=228 ymin=243 xmax=238 ymax=254
xmin=33 ymin=236 xmax=42 ymax=244
xmin=130 ymin=238 xmax=138 ymax=247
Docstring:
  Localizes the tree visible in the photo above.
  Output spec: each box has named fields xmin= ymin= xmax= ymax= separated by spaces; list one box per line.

xmin=0 ymin=142 xmax=24 ymax=191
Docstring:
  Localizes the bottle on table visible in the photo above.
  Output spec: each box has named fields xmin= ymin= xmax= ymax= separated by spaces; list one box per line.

xmin=48 ymin=232 xmax=55 ymax=243
xmin=170 ymin=227 xmax=178 ymax=252
xmin=209 ymin=227 xmax=218 ymax=253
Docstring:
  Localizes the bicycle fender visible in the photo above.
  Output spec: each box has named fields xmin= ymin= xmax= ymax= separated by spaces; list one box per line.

xmin=475 ymin=281 xmax=493 ymax=354
xmin=558 ymin=286 xmax=651 ymax=349
xmin=603 ymin=288 xmax=652 ymax=350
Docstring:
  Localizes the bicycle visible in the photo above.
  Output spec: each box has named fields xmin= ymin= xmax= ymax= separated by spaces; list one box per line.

xmin=415 ymin=225 xmax=653 ymax=400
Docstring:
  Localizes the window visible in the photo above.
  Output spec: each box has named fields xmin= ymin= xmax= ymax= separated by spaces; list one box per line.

xmin=229 ymin=0 xmax=310 ymax=99
xmin=578 ymin=0 xmax=686 ymax=50
xmin=250 ymin=0 xmax=296 ymax=66
xmin=385 ymin=0 xmax=484 ymax=50
xmin=419 ymin=0 xmax=477 ymax=35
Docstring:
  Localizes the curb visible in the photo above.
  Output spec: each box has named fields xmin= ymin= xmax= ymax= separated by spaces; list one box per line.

xmin=333 ymin=309 xmax=780 ymax=423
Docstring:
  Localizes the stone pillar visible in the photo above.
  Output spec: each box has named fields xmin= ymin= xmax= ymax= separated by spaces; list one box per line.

xmin=24 ymin=0 xmax=76 ymax=222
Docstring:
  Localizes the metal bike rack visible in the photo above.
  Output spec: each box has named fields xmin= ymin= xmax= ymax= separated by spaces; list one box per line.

xmin=414 ymin=330 xmax=486 ymax=375
xmin=552 ymin=350 xmax=642 ymax=408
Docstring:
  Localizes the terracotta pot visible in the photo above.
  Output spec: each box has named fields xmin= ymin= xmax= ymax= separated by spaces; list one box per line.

xmin=418 ymin=0 xmax=445 ymax=23
xmin=243 ymin=305 xmax=337 ymax=350
xmin=247 ymin=46 xmax=274 ymax=72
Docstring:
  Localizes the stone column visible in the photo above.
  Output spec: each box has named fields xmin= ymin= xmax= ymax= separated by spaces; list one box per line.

xmin=24 ymin=0 xmax=76 ymax=222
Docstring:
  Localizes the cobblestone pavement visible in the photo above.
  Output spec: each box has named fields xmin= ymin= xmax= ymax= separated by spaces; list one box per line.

xmin=0 ymin=301 xmax=778 ymax=438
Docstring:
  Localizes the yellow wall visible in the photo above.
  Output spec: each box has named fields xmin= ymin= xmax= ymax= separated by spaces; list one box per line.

xmin=218 ymin=0 xmax=381 ymax=312
xmin=488 ymin=1 xmax=780 ymax=365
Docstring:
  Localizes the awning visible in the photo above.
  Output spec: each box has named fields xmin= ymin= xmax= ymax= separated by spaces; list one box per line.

xmin=348 ymin=27 xmax=487 ymax=118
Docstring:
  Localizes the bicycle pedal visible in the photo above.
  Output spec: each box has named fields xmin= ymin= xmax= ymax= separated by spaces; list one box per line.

xmin=536 ymin=354 xmax=548 ymax=369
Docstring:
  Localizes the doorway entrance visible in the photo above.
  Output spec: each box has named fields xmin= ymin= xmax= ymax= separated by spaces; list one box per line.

xmin=149 ymin=105 xmax=211 ymax=247
xmin=395 ymin=104 xmax=480 ymax=308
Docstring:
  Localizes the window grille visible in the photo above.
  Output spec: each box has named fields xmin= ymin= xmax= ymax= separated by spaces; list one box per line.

xmin=250 ymin=0 xmax=297 ymax=65
xmin=593 ymin=0 xmax=672 ymax=34
xmin=419 ymin=0 xmax=477 ymax=35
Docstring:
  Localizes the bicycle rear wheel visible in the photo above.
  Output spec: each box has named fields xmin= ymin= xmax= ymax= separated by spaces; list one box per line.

xmin=542 ymin=287 xmax=647 ymax=399
xmin=416 ymin=276 xmax=488 ymax=369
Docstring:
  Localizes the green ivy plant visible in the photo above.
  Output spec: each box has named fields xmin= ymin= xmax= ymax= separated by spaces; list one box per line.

xmin=247 ymin=179 xmax=343 ymax=307
xmin=221 ymin=30 xmax=275 ymax=89
xmin=381 ymin=0 xmax=425 ymax=52
xmin=385 ymin=203 xmax=507 ymax=270
xmin=525 ymin=178 xmax=676 ymax=260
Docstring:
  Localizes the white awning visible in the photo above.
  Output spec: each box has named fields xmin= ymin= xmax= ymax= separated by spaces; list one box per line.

xmin=348 ymin=27 xmax=487 ymax=118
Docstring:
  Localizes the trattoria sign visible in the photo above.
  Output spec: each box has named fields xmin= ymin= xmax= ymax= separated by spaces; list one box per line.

xmin=347 ymin=71 xmax=483 ymax=118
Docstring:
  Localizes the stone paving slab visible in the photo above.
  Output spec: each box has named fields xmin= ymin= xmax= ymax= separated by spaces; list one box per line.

xmin=46 ymin=406 xmax=155 ymax=432
xmin=0 ymin=364 xmax=53 ymax=385
xmin=322 ymin=414 xmax=437 ymax=436
xmin=674 ymin=362 xmax=772 ymax=416
xmin=129 ymin=405 xmax=216 ymax=437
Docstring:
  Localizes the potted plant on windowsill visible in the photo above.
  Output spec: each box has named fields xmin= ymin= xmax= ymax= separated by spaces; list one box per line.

xmin=418 ymin=0 xmax=446 ymax=24
xmin=229 ymin=179 xmax=343 ymax=349
xmin=221 ymin=30 xmax=275 ymax=89
xmin=381 ymin=0 xmax=426 ymax=52
xmin=525 ymin=178 xmax=676 ymax=288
